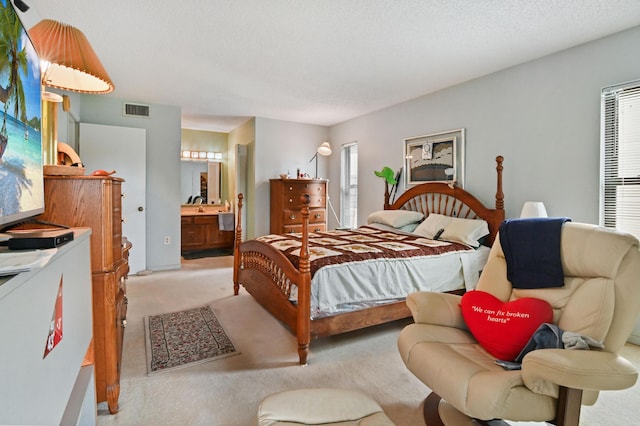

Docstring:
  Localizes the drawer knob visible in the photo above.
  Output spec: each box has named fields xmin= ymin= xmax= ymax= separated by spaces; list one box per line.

xmin=122 ymin=218 xmax=127 ymax=224
xmin=124 ymin=296 xmax=129 ymax=305
xmin=314 ymin=213 xmax=321 ymax=219
xmin=288 ymin=198 xmax=293 ymax=203
xmin=313 ymin=228 xmax=321 ymax=232
xmin=121 ymin=319 xmax=127 ymax=328
xmin=288 ymin=186 xmax=293 ymax=191
xmin=290 ymin=214 xmax=296 ymax=220
xmin=121 ymin=192 xmax=126 ymax=198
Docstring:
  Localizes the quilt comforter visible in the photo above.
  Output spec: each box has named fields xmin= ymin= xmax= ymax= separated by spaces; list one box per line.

xmin=256 ymin=225 xmax=490 ymax=318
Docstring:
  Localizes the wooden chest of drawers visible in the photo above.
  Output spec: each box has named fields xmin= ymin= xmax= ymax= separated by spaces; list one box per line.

xmin=37 ymin=176 xmax=128 ymax=414
xmin=270 ymin=179 xmax=327 ymax=234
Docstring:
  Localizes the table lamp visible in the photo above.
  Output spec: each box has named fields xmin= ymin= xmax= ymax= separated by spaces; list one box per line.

xmin=29 ymin=19 xmax=114 ymax=169
xmin=520 ymin=201 xmax=548 ymax=218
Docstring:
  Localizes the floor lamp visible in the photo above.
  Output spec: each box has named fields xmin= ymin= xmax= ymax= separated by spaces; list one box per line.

xmin=309 ymin=141 xmax=343 ymax=227
xmin=309 ymin=141 xmax=332 ymax=178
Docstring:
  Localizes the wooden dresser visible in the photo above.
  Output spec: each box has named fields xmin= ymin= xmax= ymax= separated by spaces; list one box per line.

xmin=37 ymin=175 xmax=129 ymax=414
xmin=270 ymin=178 xmax=327 ymax=234
xmin=181 ymin=214 xmax=234 ymax=254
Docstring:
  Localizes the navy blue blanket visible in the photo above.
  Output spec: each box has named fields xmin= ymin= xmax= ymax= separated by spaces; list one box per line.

xmin=499 ymin=217 xmax=571 ymax=289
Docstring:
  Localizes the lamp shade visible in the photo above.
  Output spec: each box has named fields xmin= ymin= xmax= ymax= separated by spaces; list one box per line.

xmin=317 ymin=141 xmax=332 ymax=156
xmin=520 ymin=201 xmax=548 ymax=218
xmin=29 ymin=19 xmax=114 ymax=93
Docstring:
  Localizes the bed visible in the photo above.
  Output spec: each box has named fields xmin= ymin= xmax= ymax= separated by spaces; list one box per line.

xmin=233 ymin=156 xmax=505 ymax=365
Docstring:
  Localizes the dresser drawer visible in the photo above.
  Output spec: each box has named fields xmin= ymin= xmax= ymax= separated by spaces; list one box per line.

xmin=283 ymin=209 xmax=326 ymax=225
xmin=283 ymin=223 xmax=326 ymax=234
xmin=285 ymin=195 xmax=325 ymax=208
xmin=283 ymin=183 xmax=326 ymax=208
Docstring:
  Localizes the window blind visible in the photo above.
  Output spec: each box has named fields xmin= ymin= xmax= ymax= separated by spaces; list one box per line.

xmin=340 ymin=142 xmax=358 ymax=228
xmin=601 ymin=81 xmax=640 ymax=239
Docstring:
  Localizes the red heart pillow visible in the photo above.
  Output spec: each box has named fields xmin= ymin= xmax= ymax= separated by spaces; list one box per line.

xmin=461 ymin=290 xmax=553 ymax=361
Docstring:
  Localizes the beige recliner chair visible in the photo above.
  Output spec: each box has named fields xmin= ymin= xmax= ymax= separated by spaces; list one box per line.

xmin=398 ymin=222 xmax=640 ymax=425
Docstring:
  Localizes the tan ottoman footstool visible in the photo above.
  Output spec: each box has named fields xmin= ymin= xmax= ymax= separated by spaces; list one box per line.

xmin=258 ymin=388 xmax=395 ymax=425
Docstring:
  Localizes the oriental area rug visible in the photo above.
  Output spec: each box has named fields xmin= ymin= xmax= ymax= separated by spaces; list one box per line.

xmin=144 ymin=305 xmax=239 ymax=375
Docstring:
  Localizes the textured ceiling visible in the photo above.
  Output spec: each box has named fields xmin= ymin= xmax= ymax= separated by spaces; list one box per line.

xmin=22 ymin=1 xmax=640 ymax=132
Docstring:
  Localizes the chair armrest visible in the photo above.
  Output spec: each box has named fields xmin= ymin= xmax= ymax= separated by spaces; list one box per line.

xmin=405 ymin=292 xmax=467 ymax=329
xmin=522 ymin=349 xmax=638 ymax=395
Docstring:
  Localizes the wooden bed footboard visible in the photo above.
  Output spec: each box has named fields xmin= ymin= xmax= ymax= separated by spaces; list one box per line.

xmin=234 ymin=194 xmax=314 ymax=364
xmin=233 ymin=156 xmax=505 ymax=365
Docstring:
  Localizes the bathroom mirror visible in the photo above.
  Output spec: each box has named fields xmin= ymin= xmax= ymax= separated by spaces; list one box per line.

xmin=181 ymin=160 xmax=222 ymax=205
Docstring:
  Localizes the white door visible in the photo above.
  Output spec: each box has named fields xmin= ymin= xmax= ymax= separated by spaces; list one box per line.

xmin=79 ymin=123 xmax=147 ymax=274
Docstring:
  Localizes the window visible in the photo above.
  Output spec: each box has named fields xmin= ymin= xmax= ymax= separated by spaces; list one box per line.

xmin=340 ymin=142 xmax=358 ymax=228
xmin=601 ymin=80 xmax=640 ymax=239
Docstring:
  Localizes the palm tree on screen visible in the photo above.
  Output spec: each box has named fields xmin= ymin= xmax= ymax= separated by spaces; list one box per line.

xmin=0 ymin=0 xmax=28 ymax=160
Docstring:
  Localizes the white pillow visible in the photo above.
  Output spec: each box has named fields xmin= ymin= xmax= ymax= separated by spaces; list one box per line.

xmin=412 ymin=213 xmax=450 ymax=239
xmin=413 ymin=213 xmax=489 ymax=248
xmin=367 ymin=210 xmax=424 ymax=228
xmin=441 ymin=217 xmax=489 ymax=248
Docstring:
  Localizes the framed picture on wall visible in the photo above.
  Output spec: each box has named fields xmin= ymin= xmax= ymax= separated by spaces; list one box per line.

xmin=404 ymin=128 xmax=465 ymax=188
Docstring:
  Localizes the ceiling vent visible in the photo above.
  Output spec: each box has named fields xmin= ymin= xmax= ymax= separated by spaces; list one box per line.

xmin=123 ymin=102 xmax=150 ymax=118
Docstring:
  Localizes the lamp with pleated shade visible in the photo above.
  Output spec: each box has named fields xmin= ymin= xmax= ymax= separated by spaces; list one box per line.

xmin=28 ymin=19 xmax=114 ymax=169
xmin=29 ymin=19 xmax=114 ymax=94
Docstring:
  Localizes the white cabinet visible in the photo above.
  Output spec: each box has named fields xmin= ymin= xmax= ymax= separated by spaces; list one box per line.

xmin=0 ymin=229 xmax=94 ymax=425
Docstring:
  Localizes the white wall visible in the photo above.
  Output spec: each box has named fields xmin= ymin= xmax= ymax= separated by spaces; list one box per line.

xmin=79 ymin=96 xmax=182 ymax=271
xmin=253 ymin=118 xmax=330 ymax=238
xmin=328 ymin=26 xmax=640 ymax=228
xmin=32 ymin=15 xmax=640 ymax=259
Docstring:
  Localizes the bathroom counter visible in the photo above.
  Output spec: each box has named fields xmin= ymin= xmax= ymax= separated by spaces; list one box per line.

xmin=181 ymin=206 xmax=227 ymax=216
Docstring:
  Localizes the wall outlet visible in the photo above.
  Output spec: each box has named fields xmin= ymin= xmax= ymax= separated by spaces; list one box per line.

xmin=163 ymin=236 xmax=171 ymax=245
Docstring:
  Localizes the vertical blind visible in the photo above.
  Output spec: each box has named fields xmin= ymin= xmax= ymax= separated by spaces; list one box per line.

xmin=340 ymin=142 xmax=358 ymax=228
xmin=602 ymin=81 xmax=640 ymax=239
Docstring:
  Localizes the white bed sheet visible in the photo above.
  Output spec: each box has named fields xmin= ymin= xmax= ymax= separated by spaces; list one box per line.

xmin=307 ymin=245 xmax=490 ymax=319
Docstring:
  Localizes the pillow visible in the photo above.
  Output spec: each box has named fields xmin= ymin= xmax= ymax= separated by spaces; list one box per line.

xmin=441 ymin=217 xmax=489 ymax=248
xmin=412 ymin=213 xmax=450 ymax=239
xmin=460 ymin=290 xmax=553 ymax=361
xmin=397 ymin=222 xmax=420 ymax=233
xmin=367 ymin=210 xmax=424 ymax=228
xmin=413 ymin=214 xmax=488 ymax=247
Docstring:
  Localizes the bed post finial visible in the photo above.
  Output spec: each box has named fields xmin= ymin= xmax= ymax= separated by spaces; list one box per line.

xmin=233 ymin=193 xmax=244 ymax=296
xmin=495 ymin=156 xmax=504 ymax=210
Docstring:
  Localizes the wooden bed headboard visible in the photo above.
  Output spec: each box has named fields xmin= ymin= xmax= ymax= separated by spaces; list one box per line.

xmin=384 ymin=156 xmax=505 ymax=246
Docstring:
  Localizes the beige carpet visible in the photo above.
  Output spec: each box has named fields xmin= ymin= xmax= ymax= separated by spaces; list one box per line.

xmin=97 ymin=255 xmax=640 ymax=426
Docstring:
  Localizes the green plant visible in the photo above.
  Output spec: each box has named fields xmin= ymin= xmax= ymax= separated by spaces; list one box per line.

xmin=374 ymin=166 xmax=397 ymax=185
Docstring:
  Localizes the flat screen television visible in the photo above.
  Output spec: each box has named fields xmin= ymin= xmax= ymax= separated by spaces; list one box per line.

xmin=0 ymin=0 xmax=43 ymax=231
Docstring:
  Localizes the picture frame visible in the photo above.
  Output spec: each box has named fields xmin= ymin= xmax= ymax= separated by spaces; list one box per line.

xmin=404 ymin=128 xmax=465 ymax=188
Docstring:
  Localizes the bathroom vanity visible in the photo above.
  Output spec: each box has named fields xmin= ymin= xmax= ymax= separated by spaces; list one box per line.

xmin=180 ymin=207 xmax=234 ymax=254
